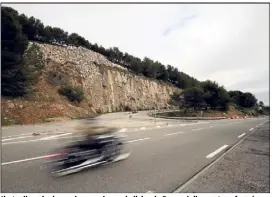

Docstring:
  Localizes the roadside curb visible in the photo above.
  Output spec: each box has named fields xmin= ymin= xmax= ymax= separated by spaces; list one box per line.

xmin=172 ymin=120 xmax=269 ymax=193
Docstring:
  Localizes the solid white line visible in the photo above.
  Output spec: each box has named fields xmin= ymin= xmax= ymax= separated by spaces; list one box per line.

xmin=164 ymin=131 xmax=184 ymax=136
xmin=2 ymin=139 xmax=43 ymax=145
xmin=127 ymin=137 xmax=150 ymax=143
xmin=2 ymin=133 xmax=73 ymax=145
xmin=3 ymin=137 xmax=151 ymax=165
xmin=2 ymin=132 xmax=37 ymax=139
xmin=2 ymin=135 xmax=35 ymax=142
xmin=237 ymin=133 xmax=246 ymax=138
xmin=249 ymin=128 xmax=254 ymax=131
xmin=206 ymin=145 xmax=229 ymax=159
xmin=1 ymin=153 xmax=67 ymax=166
xmin=40 ymin=133 xmax=72 ymax=140
xmin=2 ymin=155 xmax=49 ymax=166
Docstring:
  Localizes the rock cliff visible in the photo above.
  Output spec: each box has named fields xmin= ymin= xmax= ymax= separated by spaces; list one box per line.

xmin=1 ymin=42 xmax=180 ymax=125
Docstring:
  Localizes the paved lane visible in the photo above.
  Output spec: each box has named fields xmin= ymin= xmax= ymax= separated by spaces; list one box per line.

xmin=1 ymin=117 xmax=268 ymax=192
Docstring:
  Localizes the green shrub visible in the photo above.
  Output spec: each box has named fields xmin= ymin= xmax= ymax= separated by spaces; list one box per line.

xmin=58 ymin=86 xmax=84 ymax=103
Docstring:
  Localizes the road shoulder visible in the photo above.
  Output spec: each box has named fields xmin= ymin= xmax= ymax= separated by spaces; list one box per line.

xmin=180 ymin=121 xmax=270 ymax=193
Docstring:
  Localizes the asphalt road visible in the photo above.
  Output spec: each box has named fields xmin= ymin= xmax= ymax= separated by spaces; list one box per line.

xmin=1 ymin=116 xmax=269 ymax=193
xmin=181 ymin=121 xmax=270 ymax=193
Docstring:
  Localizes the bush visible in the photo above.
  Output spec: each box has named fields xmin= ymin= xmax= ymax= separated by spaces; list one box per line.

xmin=58 ymin=86 xmax=84 ymax=103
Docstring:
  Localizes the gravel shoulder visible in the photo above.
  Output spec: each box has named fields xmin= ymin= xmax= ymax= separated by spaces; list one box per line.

xmin=182 ymin=121 xmax=270 ymax=193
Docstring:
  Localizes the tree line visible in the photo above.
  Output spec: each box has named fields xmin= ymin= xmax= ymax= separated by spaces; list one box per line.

xmin=172 ymin=80 xmax=267 ymax=112
xmin=1 ymin=6 xmax=199 ymax=98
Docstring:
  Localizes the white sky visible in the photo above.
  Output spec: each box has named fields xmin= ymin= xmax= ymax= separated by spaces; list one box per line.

xmin=6 ymin=3 xmax=270 ymax=105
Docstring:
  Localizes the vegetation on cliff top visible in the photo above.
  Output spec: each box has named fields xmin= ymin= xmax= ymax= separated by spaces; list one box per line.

xmin=1 ymin=6 xmax=198 ymax=98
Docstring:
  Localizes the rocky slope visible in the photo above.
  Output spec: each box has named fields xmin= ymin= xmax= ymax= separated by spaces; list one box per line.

xmin=1 ymin=42 xmax=179 ymax=125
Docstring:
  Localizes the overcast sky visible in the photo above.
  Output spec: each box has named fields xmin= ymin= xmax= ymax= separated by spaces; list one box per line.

xmin=7 ymin=3 xmax=270 ymax=105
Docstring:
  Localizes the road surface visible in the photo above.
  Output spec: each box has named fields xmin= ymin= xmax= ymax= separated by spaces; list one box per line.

xmin=1 ymin=116 xmax=269 ymax=192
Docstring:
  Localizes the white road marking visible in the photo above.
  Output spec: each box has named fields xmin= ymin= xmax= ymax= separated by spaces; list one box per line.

xmin=249 ymin=128 xmax=254 ymax=131
xmin=1 ymin=132 xmax=38 ymax=139
xmin=2 ymin=135 xmax=35 ymax=142
xmin=40 ymin=133 xmax=72 ymax=140
xmin=1 ymin=130 xmax=63 ymax=139
xmin=180 ymin=124 xmax=187 ymax=126
xmin=2 ymin=139 xmax=43 ymax=145
xmin=210 ymin=126 xmax=215 ymax=128
xmin=140 ymin=127 xmax=146 ymax=130
xmin=168 ymin=124 xmax=173 ymax=127
xmin=54 ymin=134 xmax=85 ymax=139
xmin=119 ymin=128 xmax=127 ymax=133
xmin=2 ymin=154 xmax=54 ymax=166
xmin=156 ymin=125 xmax=161 ymax=128
xmin=237 ymin=133 xmax=246 ymax=138
xmin=206 ymin=145 xmax=229 ymax=159
xmin=164 ymin=131 xmax=184 ymax=136
xmin=3 ymin=137 xmax=151 ymax=165
xmin=193 ymin=128 xmax=203 ymax=131
xmin=3 ymin=133 xmax=73 ymax=145
xmin=127 ymin=137 xmax=150 ymax=143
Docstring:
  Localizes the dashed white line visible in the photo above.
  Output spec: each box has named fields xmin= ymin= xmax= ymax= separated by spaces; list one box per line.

xmin=140 ymin=127 xmax=146 ymax=130
xmin=237 ymin=133 xmax=246 ymax=138
xmin=164 ymin=131 xmax=184 ymax=136
xmin=127 ymin=137 xmax=150 ymax=143
xmin=156 ymin=125 xmax=161 ymax=128
xmin=206 ymin=145 xmax=229 ymax=159
xmin=180 ymin=124 xmax=187 ymax=126
xmin=168 ymin=124 xmax=173 ymax=127
xmin=249 ymin=128 xmax=254 ymax=131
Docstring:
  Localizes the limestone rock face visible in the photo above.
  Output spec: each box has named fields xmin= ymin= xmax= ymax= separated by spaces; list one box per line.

xmin=33 ymin=42 xmax=180 ymax=113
